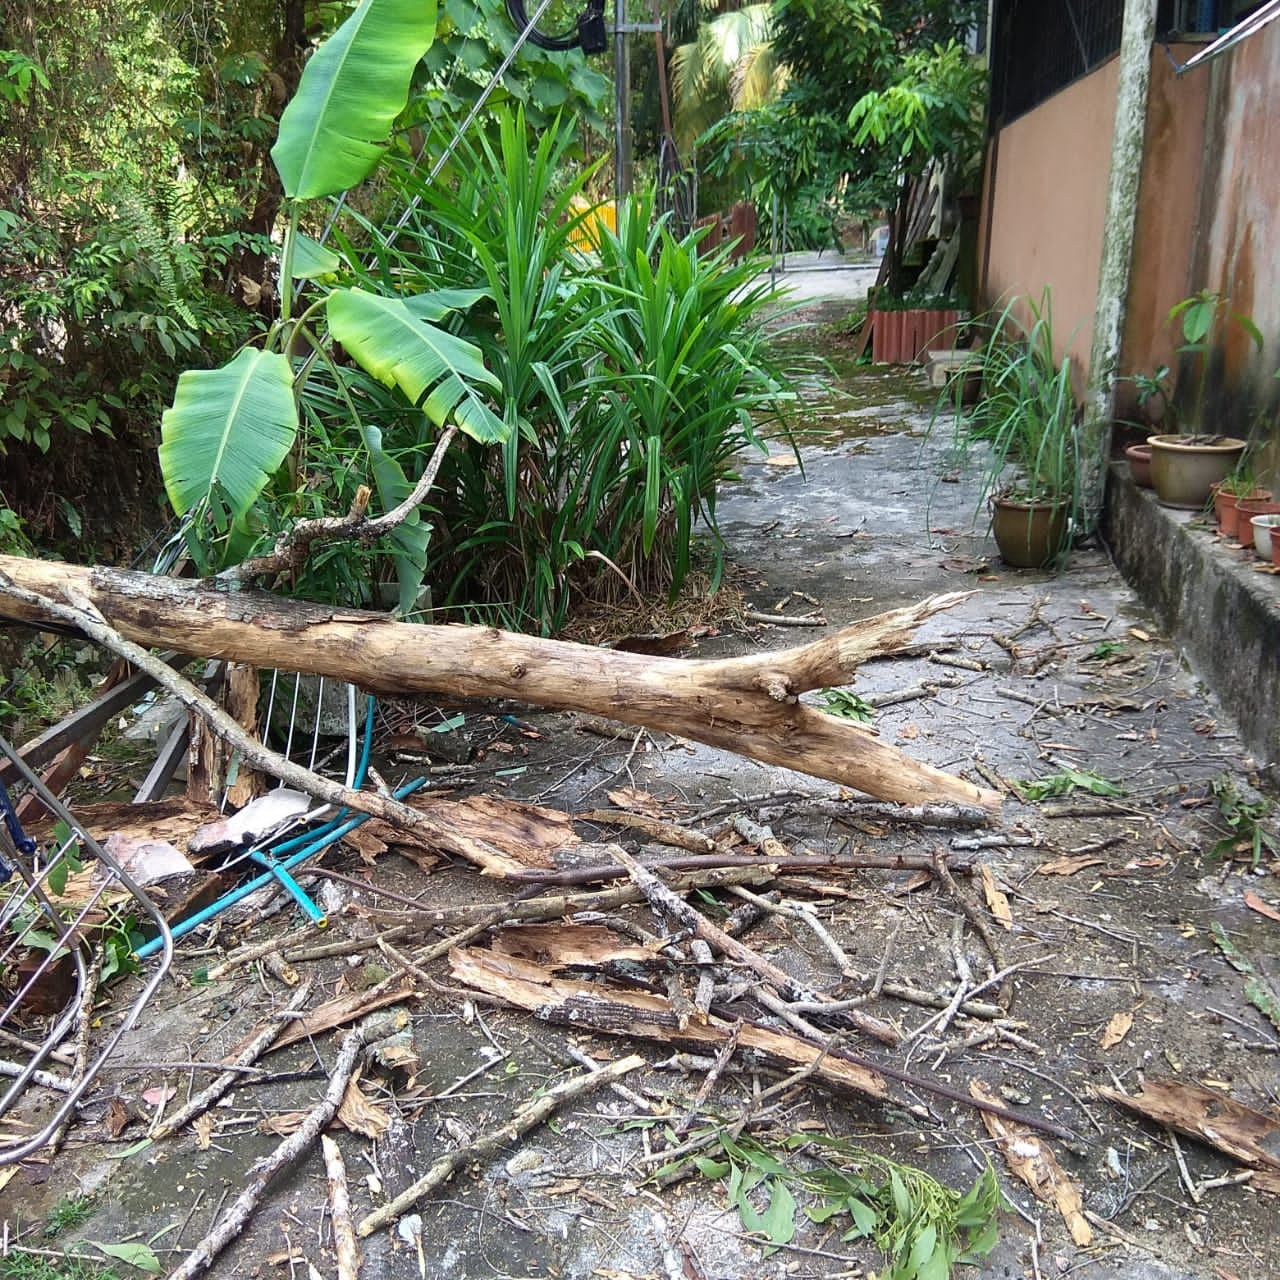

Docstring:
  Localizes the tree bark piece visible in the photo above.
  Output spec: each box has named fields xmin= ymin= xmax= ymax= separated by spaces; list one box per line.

xmin=321 ymin=1134 xmax=363 ymax=1280
xmin=0 ymin=557 xmax=998 ymax=812
xmin=448 ymin=946 xmax=889 ymax=1100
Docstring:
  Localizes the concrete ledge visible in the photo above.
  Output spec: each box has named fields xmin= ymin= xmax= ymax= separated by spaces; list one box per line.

xmin=1103 ymin=461 xmax=1280 ymax=773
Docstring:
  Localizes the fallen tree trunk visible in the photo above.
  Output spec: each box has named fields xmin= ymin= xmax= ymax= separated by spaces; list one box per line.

xmin=0 ymin=555 xmax=998 ymax=812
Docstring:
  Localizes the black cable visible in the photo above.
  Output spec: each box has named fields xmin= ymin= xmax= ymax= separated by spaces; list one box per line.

xmin=504 ymin=0 xmax=608 ymax=54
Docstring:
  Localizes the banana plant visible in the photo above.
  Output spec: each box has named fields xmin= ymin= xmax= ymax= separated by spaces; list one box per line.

xmin=159 ymin=0 xmax=507 ymax=608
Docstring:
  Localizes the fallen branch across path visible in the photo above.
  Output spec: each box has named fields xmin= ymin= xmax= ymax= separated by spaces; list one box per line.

xmin=0 ymin=556 xmax=999 ymax=813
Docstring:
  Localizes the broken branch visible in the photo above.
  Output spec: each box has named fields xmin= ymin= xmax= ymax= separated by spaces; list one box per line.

xmin=356 ymin=1053 xmax=646 ymax=1236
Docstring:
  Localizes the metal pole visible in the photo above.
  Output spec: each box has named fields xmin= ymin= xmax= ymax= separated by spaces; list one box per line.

xmin=614 ymin=0 xmax=632 ymax=209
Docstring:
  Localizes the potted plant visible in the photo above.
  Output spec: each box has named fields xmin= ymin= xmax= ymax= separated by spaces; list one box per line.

xmin=1121 ymin=365 xmax=1172 ymax=486
xmin=932 ymin=291 xmax=1080 ymax=568
xmin=1148 ymin=290 xmax=1263 ymax=508
xmin=1212 ymin=457 xmax=1271 ymax=541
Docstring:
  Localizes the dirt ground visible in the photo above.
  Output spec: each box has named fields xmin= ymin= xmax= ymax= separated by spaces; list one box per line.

xmin=3 ymin=299 xmax=1279 ymax=1280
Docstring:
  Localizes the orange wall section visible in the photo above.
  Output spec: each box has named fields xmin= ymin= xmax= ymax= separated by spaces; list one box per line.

xmin=980 ymin=59 xmax=1120 ymax=390
xmin=1122 ymin=44 xmax=1208 ymax=417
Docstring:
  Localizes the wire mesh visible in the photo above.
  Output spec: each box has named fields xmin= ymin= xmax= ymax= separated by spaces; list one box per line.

xmin=0 ymin=734 xmax=173 ymax=1166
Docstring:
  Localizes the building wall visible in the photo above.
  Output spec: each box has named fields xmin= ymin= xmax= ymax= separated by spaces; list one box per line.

xmin=1120 ymin=44 xmax=1209 ymax=416
xmin=978 ymin=60 xmax=1119 ymax=389
xmin=1188 ymin=21 xmax=1280 ymax=473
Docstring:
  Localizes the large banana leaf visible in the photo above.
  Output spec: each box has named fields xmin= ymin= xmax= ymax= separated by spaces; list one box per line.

xmin=159 ymin=349 xmax=298 ymax=518
xmin=271 ymin=0 xmax=439 ymax=200
xmin=327 ymin=288 xmax=507 ymax=443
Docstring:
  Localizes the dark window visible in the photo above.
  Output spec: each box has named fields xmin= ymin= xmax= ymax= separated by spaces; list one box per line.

xmin=989 ymin=0 xmax=1126 ymax=125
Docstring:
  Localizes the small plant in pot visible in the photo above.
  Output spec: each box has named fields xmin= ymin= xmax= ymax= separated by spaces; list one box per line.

xmin=1212 ymin=456 xmax=1271 ymax=541
xmin=932 ymin=291 xmax=1080 ymax=568
xmin=1148 ymin=290 xmax=1263 ymax=508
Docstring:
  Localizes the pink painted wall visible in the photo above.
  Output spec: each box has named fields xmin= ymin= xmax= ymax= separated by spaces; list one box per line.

xmin=979 ymin=60 xmax=1120 ymax=390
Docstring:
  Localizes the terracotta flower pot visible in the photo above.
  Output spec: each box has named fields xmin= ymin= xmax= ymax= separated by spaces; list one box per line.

xmin=1147 ymin=434 xmax=1247 ymax=509
xmin=1125 ymin=444 xmax=1153 ymax=488
xmin=990 ymin=496 xmax=1070 ymax=568
xmin=1235 ymin=497 xmax=1280 ymax=544
xmin=1215 ymin=487 xmax=1272 ymax=541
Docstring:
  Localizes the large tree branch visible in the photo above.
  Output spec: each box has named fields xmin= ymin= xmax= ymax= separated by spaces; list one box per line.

xmin=0 ymin=556 xmax=999 ymax=813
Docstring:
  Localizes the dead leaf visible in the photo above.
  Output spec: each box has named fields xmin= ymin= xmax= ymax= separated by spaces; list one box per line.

xmin=763 ymin=453 xmax=799 ymax=467
xmin=259 ymin=1111 xmax=308 ymax=1137
xmin=1244 ymin=892 xmax=1280 ymax=924
xmin=979 ymin=864 xmax=1013 ymax=930
xmin=141 ymin=1085 xmax=174 ymax=1110
xmin=897 ymin=723 xmax=919 ymax=740
xmin=1036 ymin=854 xmax=1107 ymax=877
xmin=604 ymin=787 xmax=665 ymax=816
xmin=1099 ymin=1010 xmax=1134 ymax=1049
xmin=192 ymin=1113 xmax=215 ymax=1150
xmin=105 ymin=1097 xmax=131 ymax=1138
xmin=1098 ymin=1078 xmax=1280 ymax=1195
xmin=971 ymin=1080 xmax=1092 ymax=1245
xmin=338 ymin=1071 xmax=391 ymax=1139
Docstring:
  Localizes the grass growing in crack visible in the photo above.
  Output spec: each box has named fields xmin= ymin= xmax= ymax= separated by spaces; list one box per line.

xmin=0 ymin=1252 xmax=123 ymax=1280
xmin=656 ymin=1130 xmax=1002 ymax=1278
xmin=42 ymin=1196 xmax=97 ymax=1238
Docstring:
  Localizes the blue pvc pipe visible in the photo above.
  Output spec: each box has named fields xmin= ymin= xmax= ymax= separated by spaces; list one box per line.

xmin=250 ymin=851 xmax=327 ymax=927
xmin=134 ymin=775 xmax=426 ymax=961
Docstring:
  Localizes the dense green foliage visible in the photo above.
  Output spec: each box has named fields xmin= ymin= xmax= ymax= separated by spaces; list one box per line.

xmin=301 ymin=111 xmax=801 ymax=632
xmin=695 ymin=0 xmax=985 ymax=259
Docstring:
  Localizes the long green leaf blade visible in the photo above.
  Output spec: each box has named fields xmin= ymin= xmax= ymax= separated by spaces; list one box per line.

xmin=159 ymin=349 xmax=298 ymax=518
xmin=272 ymin=0 xmax=439 ymax=200
xmin=327 ymin=288 xmax=507 ymax=443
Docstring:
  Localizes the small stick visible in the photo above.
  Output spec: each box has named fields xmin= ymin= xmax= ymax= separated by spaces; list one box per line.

xmin=237 ymin=426 xmax=457 ymax=583
xmin=356 ymin=1053 xmax=646 ymax=1236
xmin=1167 ymin=1129 xmax=1203 ymax=1205
xmin=153 ymin=982 xmax=315 ymax=1140
xmin=168 ymin=1018 xmax=376 ymax=1280
xmin=505 ymin=850 xmax=975 ymax=887
xmin=931 ymin=849 xmax=1012 ymax=1007
xmin=321 ymin=1135 xmax=362 ymax=1280
xmin=743 ymin=610 xmax=826 ymax=626
xmin=865 ymin=675 xmax=964 ymax=708
xmin=577 ymin=809 xmax=718 ymax=853
xmin=690 ymin=940 xmax=716 ymax=1018
xmin=928 ymin=650 xmax=985 ymax=672
xmin=671 ymin=1020 xmax=742 ymax=1137
xmin=608 ymin=845 xmax=818 ymax=1001
xmin=206 ymin=929 xmax=313 ymax=981
xmin=725 ymin=885 xmax=858 ymax=978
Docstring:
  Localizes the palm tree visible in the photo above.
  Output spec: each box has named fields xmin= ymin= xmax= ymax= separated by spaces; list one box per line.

xmin=670 ymin=2 xmax=783 ymax=156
